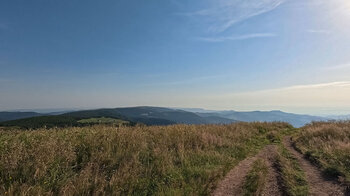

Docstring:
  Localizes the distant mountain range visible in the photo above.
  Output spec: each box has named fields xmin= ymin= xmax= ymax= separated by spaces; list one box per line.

xmin=192 ymin=110 xmax=328 ymax=128
xmin=0 ymin=106 xmax=343 ymax=129
xmin=0 ymin=107 xmax=236 ymax=129
xmin=326 ymin=114 xmax=350 ymax=121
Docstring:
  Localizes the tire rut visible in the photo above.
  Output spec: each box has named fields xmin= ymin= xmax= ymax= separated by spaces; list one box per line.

xmin=212 ymin=145 xmax=282 ymax=196
xmin=283 ymin=137 xmax=348 ymax=196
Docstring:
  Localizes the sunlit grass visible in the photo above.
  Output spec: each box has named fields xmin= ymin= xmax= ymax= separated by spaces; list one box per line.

xmin=294 ymin=121 xmax=350 ymax=186
xmin=0 ymin=122 xmax=291 ymax=195
xmin=77 ymin=117 xmax=129 ymax=125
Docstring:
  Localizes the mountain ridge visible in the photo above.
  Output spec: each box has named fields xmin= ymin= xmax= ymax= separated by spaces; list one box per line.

xmin=0 ymin=106 xmax=337 ymax=128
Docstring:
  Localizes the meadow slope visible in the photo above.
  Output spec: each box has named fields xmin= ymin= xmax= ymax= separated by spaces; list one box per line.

xmin=293 ymin=122 xmax=350 ymax=189
xmin=0 ymin=122 xmax=291 ymax=195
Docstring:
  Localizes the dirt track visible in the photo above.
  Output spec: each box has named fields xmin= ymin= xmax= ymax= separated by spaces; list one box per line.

xmin=212 ymin=138 xmax=348 ymax=196
xmin=283 ymin=137 xmax=347 ymax=196
xmin=212 ymin=145 xmax=282 ymax=196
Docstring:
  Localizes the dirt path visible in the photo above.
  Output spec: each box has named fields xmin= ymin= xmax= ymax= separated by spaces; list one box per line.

xmin=212 ymin=145 xmax=282 ymax=196
xmin=261 ymin=146 xmax=282 ymax=196
xmin=283 ymin=137 xmax=347 ymax=196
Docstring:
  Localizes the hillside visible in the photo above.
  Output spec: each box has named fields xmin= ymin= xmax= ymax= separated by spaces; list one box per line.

xmin=64 ymin=107 xmax=194 ymax=125
xmin=196 ymin=110 xmax=327 ymax=127
xmin=65 ymin=107 xmax=236 ymax=125
xmin=0 ymin=115 xmax=134 ymax=129
xmin=0 ymin=107 xmax=237 ymax=129
xmin=0 ymin=112 xmax=43 ymax=122
xmin=0 ymin=107 xmax=334 ymax=129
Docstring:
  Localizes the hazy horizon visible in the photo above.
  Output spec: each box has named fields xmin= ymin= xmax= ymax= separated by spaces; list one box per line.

xmin=2 ymin=0 xmax=350 ymax=115
xmin=3 ymin=105 xmax=350 ymax=117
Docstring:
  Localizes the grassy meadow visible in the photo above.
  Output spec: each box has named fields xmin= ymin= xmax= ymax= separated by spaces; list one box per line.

xmin=77 ymin=117 xmax=130 ymax=126
xmin=293 ymin=121 xmax=350 ymax=187
xmin=0 ymin=122 xmax=291 ymax=195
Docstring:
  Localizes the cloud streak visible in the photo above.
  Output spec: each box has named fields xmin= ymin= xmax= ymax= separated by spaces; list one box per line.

xmin=197 ymin=33 xmax=277 ymax=42
xmin=205 ymin=81 xmax=350 ymax=112
xmin=306 ymin=29 xmax=331 ymax=34
xmin=221 ymin=81 xmax=350 ymax=96
xmin=184 ymin=0 xmax=286 ymax=33
xmin=279 ymin=81 xmax=350 ymax=90
xmin=323 ymin=63 xmax=350 ymax=70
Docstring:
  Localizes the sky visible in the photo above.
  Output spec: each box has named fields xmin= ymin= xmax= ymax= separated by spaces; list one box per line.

xmin=1 ymin=0 xmax=350 ymax=115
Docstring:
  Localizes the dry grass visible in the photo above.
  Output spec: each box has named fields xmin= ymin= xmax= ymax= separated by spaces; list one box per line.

xmin=0 ymin=122 xmax=291 ymax=195
xmin=294 ymin=121 xmax=350 ymax=186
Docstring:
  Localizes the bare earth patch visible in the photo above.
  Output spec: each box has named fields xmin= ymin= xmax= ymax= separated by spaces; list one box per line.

xmin=212 ymin=145 xmax=282 ymax=196
xmin=283 ymin=137 xmax=347 ymax=196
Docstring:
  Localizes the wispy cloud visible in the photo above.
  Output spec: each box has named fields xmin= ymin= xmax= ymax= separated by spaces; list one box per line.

xmin=206 ymin=81 xmax=350 ymax=111
xmin=306 ymin=29 xmax=331 ymax=34
xmin=234 ymin=81 xmax=350 ymax=94
xmin=282 ymin=81 xmax=350 ymax=90
xmin=197 ymin=33 xmax=277 ymax=42
xmin=183 ymin=0 xmax=286 ymax=33
xmin=323 ymin=63 xmax=350 ymax=70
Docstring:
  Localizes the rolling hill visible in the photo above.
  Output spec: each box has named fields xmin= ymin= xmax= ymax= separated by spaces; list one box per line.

xmin=195 ymin=110 xmax=328 ymax=127
xmin=0 ymin=107 xmax=236 ymax=129
xmin=0 ymin=107 xmax=333 ymax=128
xmin=63 ymin=107 xmax=236 ymax=125
xmin=0 ymin=111 xmax=43 ymax=122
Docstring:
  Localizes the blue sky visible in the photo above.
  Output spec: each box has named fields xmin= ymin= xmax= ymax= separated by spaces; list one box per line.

xmin=1 ymin=0 xmax=350 ymax=115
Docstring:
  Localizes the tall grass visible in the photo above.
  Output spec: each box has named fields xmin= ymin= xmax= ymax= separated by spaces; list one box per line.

xmin=294 ymin=121 xmax=350 ymax=186
xmin=0 ymin=122 xmax=291 ymax=195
